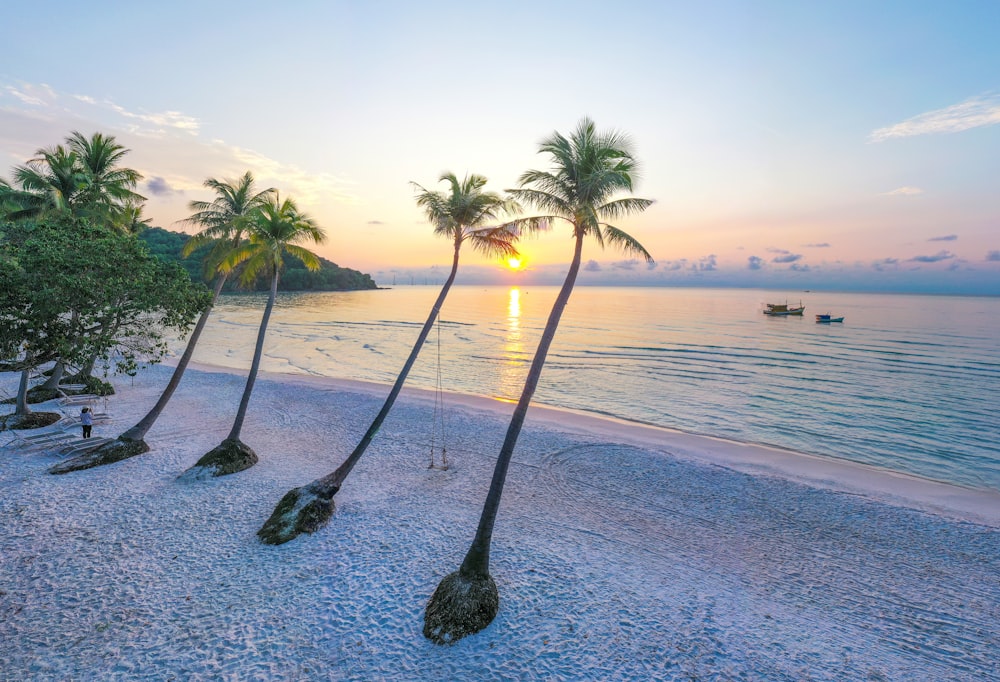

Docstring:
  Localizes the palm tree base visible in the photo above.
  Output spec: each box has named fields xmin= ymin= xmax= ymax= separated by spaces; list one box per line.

xmin=257 ymin=481 xmax=338 ymax=545
xmin=183 ymin=438 xmax=258 ymax=479
xmin=423 ymin=569 xmax=499 ymax=645
xmin=49 ymin=437 xmax=150 ymax=475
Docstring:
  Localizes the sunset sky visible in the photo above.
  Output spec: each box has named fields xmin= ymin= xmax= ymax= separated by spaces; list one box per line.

xmin=2 ymin=1 xmax=998 ymax=293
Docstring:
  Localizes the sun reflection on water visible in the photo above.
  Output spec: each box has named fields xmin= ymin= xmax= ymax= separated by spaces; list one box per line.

xmin=497 ymin=287 xmax=524 ymax=401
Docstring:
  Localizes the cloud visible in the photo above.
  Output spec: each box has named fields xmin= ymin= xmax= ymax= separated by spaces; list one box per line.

xmin=145 ymin=176 xmax=177 ymax=196
xmin=789 ymin=263 xmax=810 ymax=271
xmin=612 ymin=259 xmax=639 ymax=271
xmin=883 ymin=186 xmax=924 ymax=196
xmin=694 ymin=255 xmax=716 ymax=271
xmin=872 ymin=258 xmax=899 ymax=271
xmin=766 ymin=247 xmax=790 ymax=254
xmin=4 ymin=83 xmax=57 ymax=107
xmin=583 ymin=259 xmax=601 ymax=272
xmin=367 ymin=220 xmax=384 ymax=225
xmin=660 ymin=259 xmax=688 ymax=271
xmin=908 ymin=250 xmax=955 ymax=263
xmin=748 ymin=256 xmax=765 ymax=270
xmin=928 ymin=234 xmax=957 ymax=242
xmin=804 ymin=243 xmax=830 ymax=248
xmin=772 ymin=252 xmax=803 ymax=264
xmin=869 ymin=94 xmax=1000 ymax=141
xmin=986 ymin=250 xmax=1000 ymax=262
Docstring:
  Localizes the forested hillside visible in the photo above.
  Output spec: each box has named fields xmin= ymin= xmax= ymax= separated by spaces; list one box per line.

xmin=139 ymin=227 xmax=378 ymax=292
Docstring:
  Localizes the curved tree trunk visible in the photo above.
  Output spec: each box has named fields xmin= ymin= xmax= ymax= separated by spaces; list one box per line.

xmin=41 ymin=359 xmax=67 ymax=391
xmin=423 ymin=230 xmax=585 ymax=644
xmin=226 ymin=271 xmax=279 ymax=442
xmin=16 ymin=366 xmax=33 ymax=415
xmin=459 ymin=229 xmax=584 ymax=575
xmin=119 ymin=274 xmax=227 ymax=442
xmin=319 ymin=241 xmax=462 ymax=489
xmin=258 ymin=241 xmax=462 ymax=544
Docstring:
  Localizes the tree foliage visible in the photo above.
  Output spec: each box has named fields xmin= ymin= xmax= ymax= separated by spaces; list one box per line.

xmin=0 ymin=217 xmax=211 ymax=378
xmin=138 ymin=227 xmax=378 ymax=291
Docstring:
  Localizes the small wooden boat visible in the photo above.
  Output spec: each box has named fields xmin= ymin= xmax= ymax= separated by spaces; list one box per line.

xmin=815 ymin=313 xmax=844 ymax=323
xmin=763 ymin=302 xmax=805 ymax=316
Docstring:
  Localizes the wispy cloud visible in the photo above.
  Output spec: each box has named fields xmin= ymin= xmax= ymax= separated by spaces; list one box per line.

xmin=659 ymin=259 xmax=688 ymax=271
xmin=612 ymin=259 xmax=639 ymax=271
xmin=4 ymin=83 xmax=58 ymax=107
xmin=986 ymin=250 xmax=1000 ymax=262
xmin=872 ymin=258 xmax=899 ymax=271
xmin=804 ymin=242 xmax=830 ymax=248
xmin=870 ymin=94 xmax=1000 ymax=142
xmin=883 ymin=186 xmax=923 ymax=197
xmin=367 ymin=220 xmax=385 ymax=225
xmin=748 ymin=255 xmax=765 ymax=270
xmin=928 ymin=234 xmax=957 ymax=242
xmin=770 ymin=249 xmax=802 ymax=263
xmin=908 ymin=250 xmax=955 ymax=263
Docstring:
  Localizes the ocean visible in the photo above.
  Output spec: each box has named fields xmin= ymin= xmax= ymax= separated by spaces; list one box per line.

xmin=188 ymin=285 xmax=1000 ymax=492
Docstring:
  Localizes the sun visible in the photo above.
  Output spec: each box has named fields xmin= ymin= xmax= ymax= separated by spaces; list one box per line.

xmin=506 ymin=256 xmax=523 ymax=270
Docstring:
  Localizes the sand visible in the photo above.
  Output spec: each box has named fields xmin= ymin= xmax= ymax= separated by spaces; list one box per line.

xmin=1 ymin=363 xmax=998 ymax=681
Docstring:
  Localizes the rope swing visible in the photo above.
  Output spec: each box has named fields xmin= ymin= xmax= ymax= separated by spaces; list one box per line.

xmin=428 ymin=311 xmax=448 ymax=470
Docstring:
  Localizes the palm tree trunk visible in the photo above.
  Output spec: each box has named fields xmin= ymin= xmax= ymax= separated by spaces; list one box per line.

xmin=119 ymin=274 xmax=227 ymax=442
xmin=16 ymin=365 xmax=33 ymax=415
xmin=40 ymin=358 xmax=66 ymax=391
xmin=227 ymin=272 xmax=278 ymax=441
xmin=318 ymin=241 xmax=463 ymax=490
xmin=459 ymin=230 xmax=585 ymax=577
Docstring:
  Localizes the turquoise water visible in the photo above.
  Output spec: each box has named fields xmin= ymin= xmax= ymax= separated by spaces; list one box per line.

xmin=191 ymin=286 xmax=1000 ymax=491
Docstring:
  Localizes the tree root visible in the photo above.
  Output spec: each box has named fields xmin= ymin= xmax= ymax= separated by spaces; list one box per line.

xmin=49 ymin=437 xmax=150 ymax=474
xmin=257 ymin=481 xmax=337 ymax=545
xmin=423 ymin=569 xmax=499 ymax=645
xmin=180 ymin=438 xmax=258 ymax=479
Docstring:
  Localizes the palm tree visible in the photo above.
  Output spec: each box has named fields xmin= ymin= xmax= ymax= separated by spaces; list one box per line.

xmin=6 ymin=145 xmax=86 ymax=220
xmin=423 ymin=119 xmax=654 ymax=644
xmin=184 ymin=193 xmax=325 ymax=477
xmin=81 ymin=173 xmax=275 ymax=467
xmin=66 ymin=131 xmax=145 ymax=228
xmin=257 ymin=172 xmax=520 ymax=545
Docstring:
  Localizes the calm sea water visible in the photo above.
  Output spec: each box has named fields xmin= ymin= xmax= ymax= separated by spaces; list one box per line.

xmin=189 ymin=286 xmax=1000 ymax=491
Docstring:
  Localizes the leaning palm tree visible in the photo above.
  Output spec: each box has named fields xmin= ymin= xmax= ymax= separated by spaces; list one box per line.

xmin=182 ymin=193 xmax=325 ymax=478
xmin=257 ymin=172 xmax=520 ymax=545
xmin=423 ymin=119 xmax=654 ymax=644
xmin=55 ymin=173 xmax=275 ymax=472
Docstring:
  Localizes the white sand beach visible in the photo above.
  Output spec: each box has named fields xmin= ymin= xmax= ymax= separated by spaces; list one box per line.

xmin=1 ymin=363 xmax=998 ymax=681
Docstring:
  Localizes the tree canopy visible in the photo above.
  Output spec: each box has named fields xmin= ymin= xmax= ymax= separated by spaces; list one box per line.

xmin=0 ymin=217 xmax=211 ymax=377
xmin=139 ymin=227 xmax=377 ymax=292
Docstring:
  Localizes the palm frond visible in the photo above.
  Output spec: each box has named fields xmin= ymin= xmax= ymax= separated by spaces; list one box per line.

xmin=603 ymin=225 xmax=653 ymax=262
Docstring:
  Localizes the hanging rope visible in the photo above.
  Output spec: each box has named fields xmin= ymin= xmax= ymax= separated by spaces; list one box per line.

xmin=429 ymin=311 xmax=448 ymax=470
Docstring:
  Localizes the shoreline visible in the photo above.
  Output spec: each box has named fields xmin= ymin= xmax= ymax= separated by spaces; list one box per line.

xmin=182 ymin=359 xmax=1000 ymax=529
xmin=2 ymin=362 xmax=998 ymax=679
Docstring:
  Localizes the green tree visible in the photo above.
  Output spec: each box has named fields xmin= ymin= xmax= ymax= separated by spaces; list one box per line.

xmin=258 ymin=172 xmax=520 ymax=545
xmin=184 ymin=193 xmax=325 ymax=477
xmin=6 ymin=145 xmax=86 ymax=221
xmin=4 ymin=132 xmax=143 ymax=230
xmin=0 ymin=218 xmax=210 ymax=440
xmin=423 ymin=119 xmax=654 ymax=644
xmin=66 ymin=131 xmax=145 ymax=229
xmin=81 ymin=173 xmax=275 ymax=469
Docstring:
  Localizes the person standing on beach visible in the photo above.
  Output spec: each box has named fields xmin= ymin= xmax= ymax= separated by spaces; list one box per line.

xmin=80 ymin=407 xmax=93 ymax=438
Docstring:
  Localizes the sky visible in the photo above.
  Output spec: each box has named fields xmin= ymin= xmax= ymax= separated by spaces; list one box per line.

xmin=2 ymin=1 xmax=998 ymax=294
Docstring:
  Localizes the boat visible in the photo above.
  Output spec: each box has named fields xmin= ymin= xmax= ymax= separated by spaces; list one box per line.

xmin=763 ymin=302 xmax=805 ymax=316
xmin=815 ymin=313 xmax=844 ymax=323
